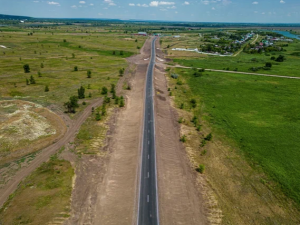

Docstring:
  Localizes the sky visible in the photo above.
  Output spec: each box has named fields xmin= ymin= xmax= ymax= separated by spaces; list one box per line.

xmin=0 ymin=0 xmax=299 ymax=23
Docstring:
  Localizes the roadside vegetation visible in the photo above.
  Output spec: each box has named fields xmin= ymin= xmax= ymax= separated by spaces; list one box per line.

xmin=0 ymin=151 xmax=74 ymax=225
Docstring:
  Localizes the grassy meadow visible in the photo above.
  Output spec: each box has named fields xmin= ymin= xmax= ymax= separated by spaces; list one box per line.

xmin=0 ymin=152 xmax=74 ymax=224
xmin=0 ymin=26 xmax=146 ymax=108
xmin=169 ymin=67 xmax=300 ymax=208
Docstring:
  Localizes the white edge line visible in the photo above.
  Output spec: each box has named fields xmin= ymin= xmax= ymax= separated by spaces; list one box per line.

xmin=152 ymin=37 xmax=160 ymax=225
xmin=136 ymin=36 xmax=154 ymax=225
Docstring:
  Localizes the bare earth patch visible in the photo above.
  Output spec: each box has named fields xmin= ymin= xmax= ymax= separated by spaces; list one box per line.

xmin=0 ymin=100 xmax=66 ymax=165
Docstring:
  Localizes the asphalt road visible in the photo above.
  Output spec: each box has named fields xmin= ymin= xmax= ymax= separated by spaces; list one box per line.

xmin=137 ymin=37 xmax=159 ymax=225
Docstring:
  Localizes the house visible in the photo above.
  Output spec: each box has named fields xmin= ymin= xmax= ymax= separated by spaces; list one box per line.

xmin=137 ymin=32 xmax=147 ymax=36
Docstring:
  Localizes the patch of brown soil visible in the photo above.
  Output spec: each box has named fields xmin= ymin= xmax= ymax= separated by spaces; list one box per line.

xmin=0 ymin=100 xmax=67 ymax=165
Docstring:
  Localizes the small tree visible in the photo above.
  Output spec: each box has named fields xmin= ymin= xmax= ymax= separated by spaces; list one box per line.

xmin=40 ymin=63 xmax=44 ymax=68
xmin=180 ymin=135 xmax=186 ymax=143
xmin=204 ymin=133 xmax=213 ymax=141
xmin=89 ymin=92 xmax=92 ymax=98
xmin=64 ymin=96 xmax=79 ymax=113
xmin=95 ymin=112 xmax=101 ymax=121
xmin=30 ymin=75 xmax=36 ymax=84
xmin=265 ymin=62 xmax=272 ymax=68
xmin=38 ymin=71 xmax=42 ymax=77
xmin=119 ymin=68 xmax=125 ymax=76
xmin=78 ymin=86 xmax=85 ymax=99
xmin=190 ymin=99 xmax=197 ymax=108
xmin=26 ymin=78 xmax=29 ymax=85
xmin=119 ymin=96 xmax=125 ymax=107
xmin=101 ymin=86 xmax=108 ymax=95
xmin=112 ymin=50 xmax=116 ymax=55
xmin=87 ymin=70 xmax=92 ymax=78
xmin=72 ymin=53 xmax=75 ymax=58
xmin=74 ymin=66 xmax=78 ymax=71
xmin=45 ymin=85 xmax=49 ymax=92
xmin=120 ymin=50 xmax=124 ymax=56
xmin=23 ymin=64 xmax=30 ymax=73
xmin=197 ymin=164 xmax=205 ymax=174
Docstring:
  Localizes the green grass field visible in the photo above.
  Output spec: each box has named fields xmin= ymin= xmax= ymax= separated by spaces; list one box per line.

xmin=0 ymin=28 xmax=146 ymax=108
xmin=171 ymin=68 xmax=300 ymax=206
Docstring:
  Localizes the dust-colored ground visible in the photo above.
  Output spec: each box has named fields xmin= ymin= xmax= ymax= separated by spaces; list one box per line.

xmin=65 ymin=38 xmax=152 ymax=225
xmin=0 ymin=100 xmax=66 ymax=165
xmin=154 ymin=39 xmax=210 ymax=225
xmin=0 ymin=98 xmax=103 ymax=208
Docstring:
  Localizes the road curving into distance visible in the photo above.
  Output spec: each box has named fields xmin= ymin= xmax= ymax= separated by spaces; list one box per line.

xmin=137 ymin=37 xmax=159 ymax=225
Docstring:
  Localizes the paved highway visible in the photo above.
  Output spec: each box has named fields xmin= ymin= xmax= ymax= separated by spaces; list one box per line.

xmin=137 ymin=37 xmax=159 ymax=225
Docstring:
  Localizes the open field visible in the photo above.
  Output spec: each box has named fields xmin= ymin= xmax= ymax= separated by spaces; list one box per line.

xmin=0 ymin=151 xmax=74 ymax=225
xmin=0 ymin=27 xmax=146 ymax=108
xmin=166 ymin=67 xmax=300 ymax=221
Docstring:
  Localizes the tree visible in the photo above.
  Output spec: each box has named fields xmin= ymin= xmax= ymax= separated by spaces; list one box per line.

xmin=45 ymin=85 xmax=49 ymax=92
xmin=95 ymin=112 xmax=101 ymax=121
xmin=276 ymin=55 xmax=285 ymax=62
xmin=64 ymin=96 xmax=79 ymax=113
xmin=190 ymin=99 xmax=197 ymax=108
xmin=119 ymin=68 xmax=125 ymax=76
xmin=23 ymin=64 xmax=30 ymax=73
xmin=135 ymin=39 xmax=138 ymax=42
xmin=78 ymin=86 xmax=85 ymax=99
xmin=30 ymin=75 xmax=36 ymax=84
xmin=110 ymin=84 xmax=116 ymax=93
xmin=101 ymin=86 xmax=108 ymax=95
xmin=74 ymin=66 xmax=78 ymax=71
xmin=265 ymin=62 xmax=272 ymax=68
xmin=87 ymin=70 xmax=92 ymax=78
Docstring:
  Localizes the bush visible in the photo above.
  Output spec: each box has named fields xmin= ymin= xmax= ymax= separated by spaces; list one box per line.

xmin=171 ymin=73 xmax=179 ymax=79
xmin=197 ymin=164 xmax=205 ymax=174
xmin=200 ymin=139 xmax=206 ymax=147
xmin=87 ymin=70 xmax=92 ymax=78
xmin=95 ymin=112 xmax=101 ymax=121
xmin=190 ymin=99 xmax=197 ymax=108
xmin=38 ymin=71 xmax=42 ymax=77
xmin=180 ymin=135 xmax=187 ymax=143
xmin=265 ymin=62 xmax=272 ymax=68
xmin=180 ymin=103 xmax=184 ymax=109
xmin=204 ymin=133 xmax=213 ymax=141
xmin=101 ymin=87 xmax=108 ymax=95
xmin=30 ymin=75 xmax=36 ymax=84
xmin=191 ymin=116 xmax=198 ymax=126
xmin=44 ymin=85 xmax=49 ymax=92
xmin=178 ymin=118 xmax=183 ymax=123
xmin=74 ymin=66 xmax=78 ymax=71
xmin=40 ymin=63 xmax=44 ymax=68
xmin=176 ymin=80 xmax=183 ymax=85
xmin=201 ymin=150 xmax=207 ymax=156
xmin=23 ymin=64 xmax=30 ymax=73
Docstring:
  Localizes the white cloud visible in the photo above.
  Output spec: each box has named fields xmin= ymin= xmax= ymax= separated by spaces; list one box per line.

xmin=252 ymin=1 xmax=258 ymax=4
xmin=149 ymin=1 xmax=175 ymax=7
xmin=79 ymin=1 xmax=85 ymax=4
xmin=129 ymin=3 xmax=135 ymax=6
xmin=167 ymin=5 xmax=176 ymax=9
xmin=48 ymin=1 xmax=60 ymax=6
xmin=104 ymin=0 xmax=116 ymax=6
xmin=184 ymin=1 xmax=190 ymax=5
xmin=254 ymin=11 xmax=258 ymax=13
xmin=71 ymin=5 xmax=77 ymax=8
xmin=33 ymin=1 xmax=39 ymax=3
xmin=175 ymin=11 xmax=178 ymax=13
xmin=280 ymin=0 xmax=285 ymax=3
xmin=90 ymin=3 xmax=94 ymax=6
xmin=137 ymin=3 xmax=149 ymax=7
xmin=261 ymin=12 xmax=265 ymax=14
xmin=212 ymin=7 xmax=215 ymax=10
xmin=98 ymin=13 xmax=103 ymax=15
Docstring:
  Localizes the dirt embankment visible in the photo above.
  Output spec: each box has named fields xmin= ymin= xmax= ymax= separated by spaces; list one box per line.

xmin=65 ymin=38 xmax=152 ymax=225
xmin=154 ymin=40 xmax=211 ymax=224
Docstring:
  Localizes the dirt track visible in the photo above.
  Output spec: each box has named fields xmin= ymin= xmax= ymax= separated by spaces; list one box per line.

xmin=154 ymin=40 xmax=208 ymax=224
xmin=0 ymin=98 xmax=103 ymax=208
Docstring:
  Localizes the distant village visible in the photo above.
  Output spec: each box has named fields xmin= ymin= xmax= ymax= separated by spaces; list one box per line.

xmin=171 ymin=31 xmax=294 ymax=56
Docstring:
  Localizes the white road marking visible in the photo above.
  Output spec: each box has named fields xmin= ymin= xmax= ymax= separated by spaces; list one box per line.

xmin=148 ymin=141 xmax=150 ymax=145
xmin=148 ymin=172 xmax=150 ymax=178
xmin=148 ymin=155 xmax=149 ymax=159
xmin=147 ymin=195 xmax=149 ymax=203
